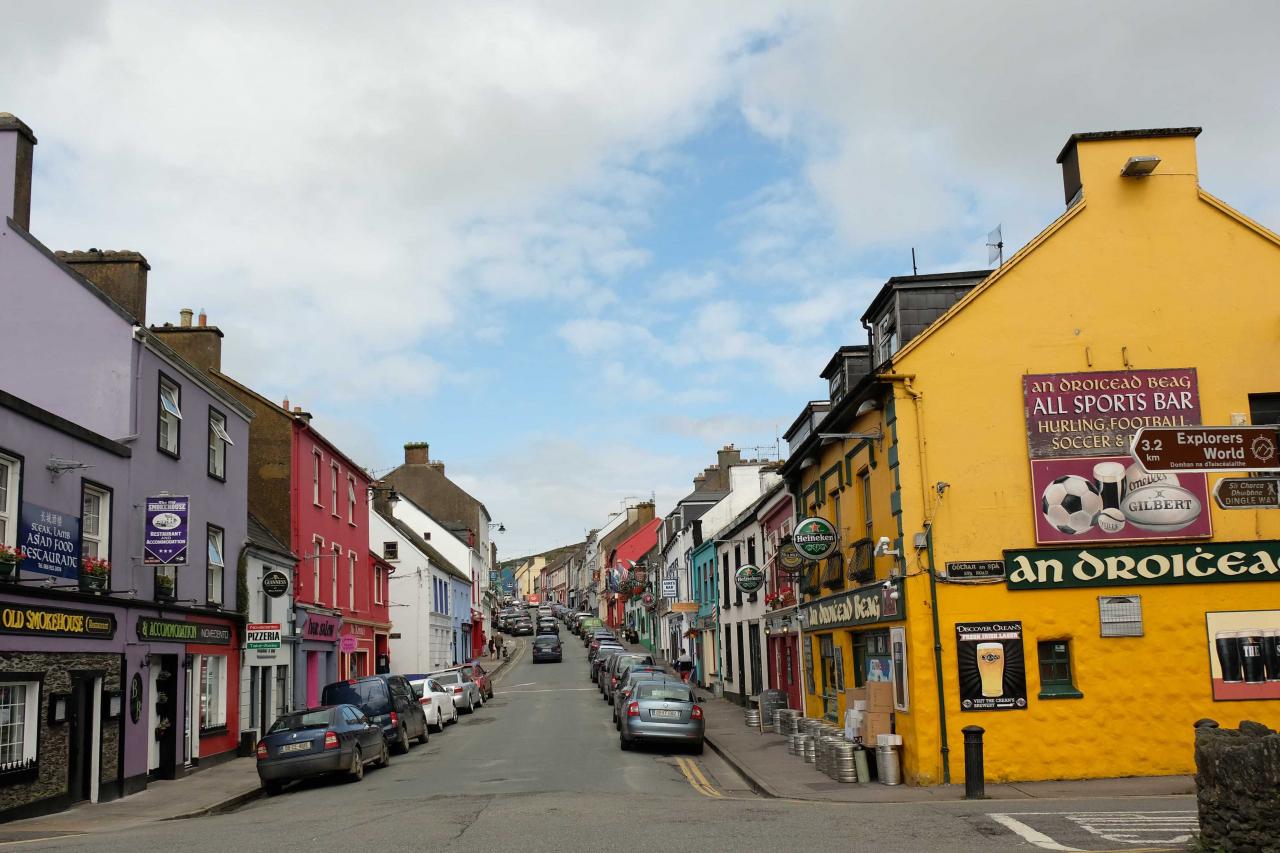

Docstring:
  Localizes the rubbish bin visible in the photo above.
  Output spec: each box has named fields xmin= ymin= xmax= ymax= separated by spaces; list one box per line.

xmin=875 ymin=744 xmax=901 ymax=785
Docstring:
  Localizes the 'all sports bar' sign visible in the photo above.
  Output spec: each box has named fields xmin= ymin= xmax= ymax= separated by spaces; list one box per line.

xmin=1005 ymin=540 xmax=1280 ymax=590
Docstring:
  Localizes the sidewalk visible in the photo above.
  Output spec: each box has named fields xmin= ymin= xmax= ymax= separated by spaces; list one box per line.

xmin=622 ymin=643 xmax=1194 ymax=804
xmin=4 ymin=643 xmax=527 ymax=837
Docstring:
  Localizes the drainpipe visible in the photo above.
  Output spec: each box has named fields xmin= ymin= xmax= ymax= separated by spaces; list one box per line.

xmin=925 ymin=522 xmax=950 ymax=784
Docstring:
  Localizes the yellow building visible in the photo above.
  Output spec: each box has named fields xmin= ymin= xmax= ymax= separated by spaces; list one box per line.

xmin=785 ymin=128 xmax=1280 ymax=785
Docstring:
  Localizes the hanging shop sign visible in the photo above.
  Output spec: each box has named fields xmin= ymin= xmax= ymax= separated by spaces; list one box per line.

xmin=262 ymin=570 xmax=290 ymax=597
xmin=246 ymin=623 xmax=282 ymax=650
xmin=793 ymin=517 xmax=838 ymax=561
xmin=1022 ymin=369 xmax=1211 ymax=545
xmin=1206 ymin=610 xmax=1280 ymax=702
xmin=670 ymin=601 xmax=699 ymax=613
xmin=660 ymin=578 xmax=678 ymax=598
xmin=641 ymin=592 xmax=656 ymax=608
xmin=143 ymin=495 xmax=190 ymax=565
xmin=1214 ymin=477 xmax=1280 ymax=510
xmin=17 ymin=504 xmax=81 ymax=579
xmin=945 ymin=560 xmax=1005 ymax=582
xmin=300 ymin=610 xmax=341 ymax=642
xmin=777 ymin=540 xmax=807 ymax=572
xmin=129 ymin=673 xmax=143 ymax=724
xmin=1006 ymin=540 xmax=1280 ymax=591
xmin=1132 ymin=426 xmax=1280 ymax=473
xmin=137 ymin=617 xmax=232 ymax=645
xmin=956 ymin=621 xmax=1027 ymax=711
xmin=339 ymin=634 xmax=359 ymax=653
xmin=735 ymin=564 xmax=765 ymax=593
xmin=0 ymin=602 xmax=116 ymax=639
xmin=800 ymin=577 xmax=903 ymax=631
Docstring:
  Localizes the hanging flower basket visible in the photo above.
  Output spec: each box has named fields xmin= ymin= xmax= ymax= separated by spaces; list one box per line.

xmin=80 ymin=557 xmax=111 ymax=592
xmin=0 ymin=546 xmax=23 ymax=582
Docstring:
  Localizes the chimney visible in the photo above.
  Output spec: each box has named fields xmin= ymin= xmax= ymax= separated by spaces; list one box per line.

xmin=428 ymin=461 xmax=446 ymax=475
xmin=282 ymin=397 xmax=290 ymax=411
xmin=292 ymin=405 xmax=312 ymax=425
xmin=1056 ymin=127 xmax=1201 ymax=207
xmin=717 ymin=444 xmax=742 ymax=473
xmin=197 ymin=308 xmax=207 ymax=327
xmin=149 ymin=309 xmax=224 ymax=372
xmin=404 ymin=442 xmax=429 ymax=465
xmin=0 ymin=113 xmax=35 ymax=231
xmin=57 ymin=249 xmax=151 ymax=324
xmin=693 ymin=472 xmax=707 ymax=491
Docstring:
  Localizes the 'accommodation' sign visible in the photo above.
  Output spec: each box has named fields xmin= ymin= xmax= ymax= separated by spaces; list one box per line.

xmin=1006 ymin=540 xmax=1280 ymax=590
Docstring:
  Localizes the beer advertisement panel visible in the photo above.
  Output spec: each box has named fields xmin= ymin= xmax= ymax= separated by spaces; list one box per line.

xmin=1023 ymin=368 xmax=1212 ymax=545
xmin=1206 ymin=610 xmax=1280 ymax=701
xmin=956 ymin=621 xmax=1027 ymax=711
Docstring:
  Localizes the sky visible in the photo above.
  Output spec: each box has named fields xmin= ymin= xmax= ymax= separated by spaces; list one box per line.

xmin=4 ymin=1 xmax=1280 ymax=557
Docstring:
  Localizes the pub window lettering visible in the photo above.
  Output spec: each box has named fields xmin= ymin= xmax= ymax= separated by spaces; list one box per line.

xmin=1037 ymin=640 xmax=1083 ymax=699
xmin=158 ymin=375 xmax=182 ymax=456
xmin=0 ymin=452 xmax=19 ymax=548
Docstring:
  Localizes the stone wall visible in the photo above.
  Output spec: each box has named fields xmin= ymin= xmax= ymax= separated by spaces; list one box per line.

xmin=1194 ymin=720 xmax=1280 ymax=853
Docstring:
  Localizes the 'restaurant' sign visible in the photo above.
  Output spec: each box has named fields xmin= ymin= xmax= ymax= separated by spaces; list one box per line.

xmin=800 ymin=578 xmax=903 ymax=631
xmin=18 ymin=504 xmax=81 ymax=579
xmin=246 ymin=623 xmax=282 ymax=649
xmin=1006 ymin=540 xmax=1280 ymax=590
xmin=137 ymin=617 xmax=233 ymax=645
xmin=0 ymin=603 xmax=116 ymax=638
xmin=143 ymin=496 xmax=190 ymax=565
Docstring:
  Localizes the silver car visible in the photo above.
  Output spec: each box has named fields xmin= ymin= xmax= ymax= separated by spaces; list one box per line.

xmin=428 ymin=669 xmax=484 ymax=714
xmin=618 ymin=680 xmax=704 ymax=753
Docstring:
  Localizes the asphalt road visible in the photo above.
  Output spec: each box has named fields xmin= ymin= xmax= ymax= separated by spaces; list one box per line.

xmin=5 ymin=637 xmax=1200 ymax=853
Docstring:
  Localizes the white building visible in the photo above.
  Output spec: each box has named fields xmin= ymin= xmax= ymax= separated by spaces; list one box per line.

xmin=240 ymin=516 xmax=297 ymax=738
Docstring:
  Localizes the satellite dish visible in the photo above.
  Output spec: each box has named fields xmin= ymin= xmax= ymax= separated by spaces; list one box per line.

xmin=986 ymin=224 xmax=1004 ymax=267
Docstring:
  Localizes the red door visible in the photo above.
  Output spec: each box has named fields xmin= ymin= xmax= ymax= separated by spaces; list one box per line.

xmin=769 ymin=636 xmax=802 ymax=710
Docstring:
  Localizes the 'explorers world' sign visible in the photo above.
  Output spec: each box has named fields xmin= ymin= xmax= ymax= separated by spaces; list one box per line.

xmin=1005 ymin=540 xmax=1280 ymax=590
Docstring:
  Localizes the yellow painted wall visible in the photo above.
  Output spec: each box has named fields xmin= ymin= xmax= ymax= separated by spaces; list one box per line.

xmin=889 ymin=132 xmax=1280 ymax=784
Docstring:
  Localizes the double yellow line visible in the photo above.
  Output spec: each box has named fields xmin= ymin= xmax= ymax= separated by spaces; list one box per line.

xmin=676 ymin=756 xmax=723 ymax=799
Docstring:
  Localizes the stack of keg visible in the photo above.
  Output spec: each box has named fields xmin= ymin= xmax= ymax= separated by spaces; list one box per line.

xmin=743 ymin=705 xmax=761 ymax=728
xmin=801 ymin=734 xmax=817 ymax=763
xmin=787 ymin=731 xmax=805 ymax=755
xmin=830 ymin=739 xmax=859 ymax=782
xmin=775 ymin=708 xmax=800 ymax=736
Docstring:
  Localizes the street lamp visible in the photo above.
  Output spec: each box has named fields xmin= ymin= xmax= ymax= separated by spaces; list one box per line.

xmin=367 ymin=484 xmax=400 ymax=506
xmin=488 ymin=521 xmax=506 ymax=533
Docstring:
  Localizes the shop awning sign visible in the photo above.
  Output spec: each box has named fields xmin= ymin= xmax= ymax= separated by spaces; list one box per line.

xmin=137 ymin=617 xmax=232 ymax=645
xmin=1 ymin=603 xmax=115 ymax=639
xmin=246 ymin=623 xmax=282 ymax=649
xmin=143 ymin=496 xmax=190 ymax=565
xmin=1006 ymin=540 xmax=1280 ymax=590
xmin=800 ymin=577 xmax=904 ymax=631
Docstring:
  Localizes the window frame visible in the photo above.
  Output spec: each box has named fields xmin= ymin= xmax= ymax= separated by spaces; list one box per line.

xmin=382 ymin=541 xmax=399 ymax=562
xmin=157 ymin=373 xmax=183 ymax=458
xmin=312 ymin=452 xmax=323 ymax=506
xmin=312 ymin=535 xmax=324 ymax=603
xmin=1036 ymin=639 xmax=1083 ymax=699
xmin=374 ymin=564 xmax=384 ymax=606
xmin=348 ymin=550 xmax=356 ymax=611
xmin=79 ymin=480 xmax=112 ymax=565
xmin=0 ymin=448 xmax=24 ymax=550
xmin=330 ymin=463 xmax=340 ymax=517
xmin=198 ymin=655 xmax=228 ymax=733
xmin=347 ymin=476 xmax=357 ymax=525
xmin=207 ymin=406 xmax=232 ymax=481
xmin=331 ymin=543 xmax=341 ymax=605
xmin=0 ymin=678 xmax=42 ymax=774
xmin=206 ymin=525 xmax=225 ymax=607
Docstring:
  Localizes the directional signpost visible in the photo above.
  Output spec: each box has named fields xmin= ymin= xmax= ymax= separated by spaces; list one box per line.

xmin=1131 ymin=426 xmax=1280 ymax=473
xmin=1213 ymin=477 xmax=1280 ymax=510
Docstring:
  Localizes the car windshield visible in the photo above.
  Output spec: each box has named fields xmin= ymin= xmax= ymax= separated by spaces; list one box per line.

xmin=430 ymin=672 xmax=461 ymax=685
xmin=268 ymin=709 xmax=333 ymax=732
xmin=321 ymin=680 xmax=386 ymax=707
xmin=637 ymin=684 xmax=693 ymax=702
xmin=534 ymin=636 xmax=559 ymax=646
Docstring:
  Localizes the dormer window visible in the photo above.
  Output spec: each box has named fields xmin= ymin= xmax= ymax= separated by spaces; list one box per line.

xmin=875 ymin=314 xmax=898 ymax=364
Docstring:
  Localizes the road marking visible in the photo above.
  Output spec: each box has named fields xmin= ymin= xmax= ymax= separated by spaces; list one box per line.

xmin=501 ymin=687 xmax=596 ymax=694
xmin=675 ymin=757 xmax=723 ymax=799
xmin=1063 ymin=811 xmax=1196 ymax=846
xmin=988 ymin=814 xmax=1082 ymax=852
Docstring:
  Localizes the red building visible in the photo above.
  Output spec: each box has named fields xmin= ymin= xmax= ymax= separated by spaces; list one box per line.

xmin=605 ymin=519 xmax=662 ymax=628
xmin=760 ymin=490 xmax=802 ymax=710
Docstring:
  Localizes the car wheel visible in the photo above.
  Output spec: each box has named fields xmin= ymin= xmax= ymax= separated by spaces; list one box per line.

xmin=374 ymin=739 xmax=390 ymax=768
xmin=417 ymin=721 xmax=429 ymax=745
xmin=619 ymin=734 xmax=631 ymax=751
xmin=348 ymin=746 xmax=364 ymax=781
xmin=691 ymin=740 xmax=705 ymax=755
xmin=431 ymin=710 xmax=443 ymax=733
xmin=394 ymin=725 xmax=410 ymax=754
xmin=262 ymin=780 xmax=283 ymax=796
xmin=465 ymin=695 xmax=475 ymax=714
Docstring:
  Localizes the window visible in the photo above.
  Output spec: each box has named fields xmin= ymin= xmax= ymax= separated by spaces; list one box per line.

xmin=374 ymin=565 xmax=384 ymax=605
xmin=81 ymin=483 xmax=111 ymax=560
xmin=206 ymin=526 xmax=225 ymax=606
xmin=312 ymin=536 xmax=323 ymax=602
xmin=734 ymin=545 xmax=743 ymax=606
xmin=0 ymin=452 xmax=19 ymax=547
xmin=1099 ymin=595 xmax=1144 ymax=637
xmin=274 ymin=667 xmax=288 ymax=719
xmin=332 ymin=544 xmax=341 ymax=605
xmin=347 ymin=477 xmax=356 ymax=524
xmin=1249 ymin=392 xmax=1280 ymax=425
xmin=198 ymin=656 xmax=227 ymax=730
xmin=312 ymin=452 xmax=322 ymax=505
xmin=330 ymin=464 xmax=339 ymax=516
xmin=860 ymin=469 xmax=873 ymax=539
xmin=875 ymin=314 xmax=898 ymax=364
xmin=348 ymin=551 xmax=356 ymax=610
xmin=0 ymin=681 xmax=39 ymax=771
xmin=724 ymin=626 xmax=733 ymax=680
xmin=158 ymin=375 xmax=182 ymax=456
xmin=1037 ymin=640 xmax=1082 ymax=698
xmin=382 ymin=541 xmax=399 ymax=561
xmin=207 ymin=409 xmax=233 ymax=480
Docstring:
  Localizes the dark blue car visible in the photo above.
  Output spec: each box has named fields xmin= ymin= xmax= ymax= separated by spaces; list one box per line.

xmin=256 ymin=705 xmax=388 ymax=794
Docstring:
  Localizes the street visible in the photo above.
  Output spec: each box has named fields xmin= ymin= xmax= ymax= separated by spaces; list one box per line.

xmin=2 ymin=640 xmax=1199 ymax=853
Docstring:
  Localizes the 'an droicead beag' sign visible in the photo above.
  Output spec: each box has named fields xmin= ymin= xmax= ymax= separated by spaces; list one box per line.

xmin=1005 ymin=540 xmax=1280 ymax=590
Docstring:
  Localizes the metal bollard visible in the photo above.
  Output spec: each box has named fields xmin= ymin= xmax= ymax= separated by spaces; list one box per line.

xmin=962 ymin=725 xmax=985 ymax=800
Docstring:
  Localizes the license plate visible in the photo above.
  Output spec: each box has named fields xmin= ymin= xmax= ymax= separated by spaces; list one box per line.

xmin=650 ymin=709 xmax=680 ymax=719
xmin=279 ymin=742 xmax=311 ymax=754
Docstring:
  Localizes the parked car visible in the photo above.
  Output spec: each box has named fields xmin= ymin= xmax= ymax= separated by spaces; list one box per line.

xmin=577 ymin=616 xmax=603 ymax=637
xmin=532 ymin=634 xmax=563 ymax=663
xmin=605 ymin=654 xmax=656 ymax=704
xmin=256 ymin=704 xmax=388 ymax=793
xmin=321 ymin=674 xmax=429 ymax=754
xmin=619 ymin=680 xmax=705 ymax=753
xmin=454 ymin=662 xmax=494 ymax=700
xmin=513 ymin=617 xmax=535 ymax=636
xmin=613 ymin=668 xmax=671 ymax=728
xmin=585 ymin=628 xmax=615 ymax=648
xmin=429 ymin=669 xmax=484 ymax=713
xmin=594 ymin=650 xmax=631 ymax=692
xmin=407 ymin=675 xmax=460 ymax=731
xmin=588 ymin=635 xmax=619 ymax=657
xmin=536 ymin=619 xmax=559 ymax=635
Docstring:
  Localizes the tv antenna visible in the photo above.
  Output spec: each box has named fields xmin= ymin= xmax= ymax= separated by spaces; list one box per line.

xmin=986 ymin=224 xmax=1004 ymax=267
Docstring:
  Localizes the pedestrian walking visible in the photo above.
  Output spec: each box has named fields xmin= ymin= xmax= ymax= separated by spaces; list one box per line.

xmin=677 ymin=649 xmax=693 ymax=683
xmin=488 ymin=637 xmax=495 ymax=657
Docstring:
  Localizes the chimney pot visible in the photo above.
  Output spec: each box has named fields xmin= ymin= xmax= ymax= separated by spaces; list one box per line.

xmin=179 ymin=308 xmax=193 ymax=327
xmin=198 ymin=308 xmax=207 ymax=327
xmin=282 ymin=397 xmax=290 ymax=410
xmin=293 ymin=406 xmax=303 ymax=413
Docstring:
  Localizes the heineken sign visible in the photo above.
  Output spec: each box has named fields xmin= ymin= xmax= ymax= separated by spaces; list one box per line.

xmin=735 ymin=564 xmax=765 ymax=593
xmin=1006 ymin=540 xmax=1280 ymax=590
xmin=793 ymin=517 xmax=838 ymax=561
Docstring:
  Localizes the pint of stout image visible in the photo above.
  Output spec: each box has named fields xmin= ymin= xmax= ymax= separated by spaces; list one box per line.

xmin=1093 ymin=461 xmax=1127 ymax=511
xmin=1240 ymin=633 xmax=1267 ymax=684
xmin=1215 ymin=631 xmax=1243 ymax=683
xmin=976 ymin=642 xmax=1005 ymax=698
xmin=1263 ymin=629 xmax=1280 ymax=682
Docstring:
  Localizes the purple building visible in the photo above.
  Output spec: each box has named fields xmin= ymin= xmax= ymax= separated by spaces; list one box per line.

xmin=0 ymin=114 xmax=251 ymax=819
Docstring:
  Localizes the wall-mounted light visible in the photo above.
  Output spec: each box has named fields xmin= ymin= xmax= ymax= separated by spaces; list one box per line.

xmin=367 ymin=484 xmax=400 ymax=506
xmin=1120 ymin=155 xmax=1160 ymax=177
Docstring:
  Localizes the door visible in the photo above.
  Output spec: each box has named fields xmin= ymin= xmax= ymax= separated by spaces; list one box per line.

xmin=735 ymin=622 xmax=746 ymax=696
xmin=306 ymin=651 xmax=320 ymax=707
xmin=748 ymin=625 xmax=763 ymax=697
xmin=258 ymin=668 xmax=271 ymax=736
xmin=818 ymin=634 xmax=840 ymax=721
xmin=66 ymin=676 xmax=94 ymax=803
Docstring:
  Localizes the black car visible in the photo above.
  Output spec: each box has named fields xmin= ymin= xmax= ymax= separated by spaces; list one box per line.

xmin=321 ymin=674 xmax=429 ymax=754
xmin=256 ymin=705 xmax=387 ymax=793
xmin=513 ymin=618 xmax=534 ymax=636
xmin=536 ymin=619 xmax=559 ymax=635
xmin=531 ymin=634 xmax=563 ymax=663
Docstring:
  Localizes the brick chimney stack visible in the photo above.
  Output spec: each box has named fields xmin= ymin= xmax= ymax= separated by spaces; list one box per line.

xmin=0 ymin=113 xmax=35 ymax=231
xmin=404 ymin=442 xmax=430 ymax=465
xmin=57 ymin=249 xmax=151 ymax=325
xmin=150 ymin=308 xmax=224 ymax=372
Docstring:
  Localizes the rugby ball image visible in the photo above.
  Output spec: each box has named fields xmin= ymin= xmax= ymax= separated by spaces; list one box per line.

xmin=1041 ymin=475 xmax=1103 ymax=535
xmin=1119 ymin=485 xmax=1201 ymax=531
xmin=1123 ymin=463 xmax=1180 ymax=496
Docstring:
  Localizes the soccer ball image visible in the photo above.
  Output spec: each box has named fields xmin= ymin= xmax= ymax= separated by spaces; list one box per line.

xmin=1041 ymin=475 xmax=1103 ymax=535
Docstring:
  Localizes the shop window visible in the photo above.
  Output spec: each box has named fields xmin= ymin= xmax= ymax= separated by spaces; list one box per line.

xmin=81 ymin=483 xmax=111 ymax=560
xmin=1099 ymin=596 xmax=1144 ymax=637
xmin=207 ymin=408 xmax=233 ymax=480
xmin=0 ymin=452 xmax=20 ymax=549
xmin=0 ymin=681 xmax=40 ymax=775
xmin=207 ymin=525 xmax=225 ymax=606
xmin=312 ymin=452 xmax=322 ymax=505
xmin=853 ymin=631 xmax=891 ymax=687
xmin=1248 ymin=392 xmax=1280 ymax=425
xmin=157 ymin=375 xmax=182 ymax=457
xmin=1037 ymin=640 xmax=1083 ymax=699
xmin=199 ymin=656 xmax=227 ymax=731
xmin=818 ymin=634 xmax=843 ymax=720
